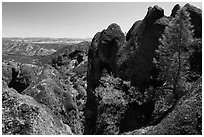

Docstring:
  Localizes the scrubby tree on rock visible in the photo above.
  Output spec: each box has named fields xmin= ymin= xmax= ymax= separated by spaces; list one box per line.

xmin=154 ymin=7 xmax=195 ymax=124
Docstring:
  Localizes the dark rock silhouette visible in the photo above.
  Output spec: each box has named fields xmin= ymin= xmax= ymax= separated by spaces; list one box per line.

xmin=118 ymin=5 xmax=167 ymax=89
xmin=170 ymin=4 xmax=181 ymax=17
xmin=184 ymin=4 xmax=202 ymax=81
xmin=185 ymin=3 xmax=202 ymax=38
xmin=85 ymin=3 xmax=202 ymax=135
xmin=126 ymin=20 xmax=141 ymax=41
xmin=84 ymin=23 xmax=125 ymax=134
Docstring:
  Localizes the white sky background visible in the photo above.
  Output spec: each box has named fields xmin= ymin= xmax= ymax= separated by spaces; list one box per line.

xmin=2 ymin=1 xmax=202 ymax=38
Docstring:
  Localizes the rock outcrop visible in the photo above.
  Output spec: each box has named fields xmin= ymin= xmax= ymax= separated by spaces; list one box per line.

xmin=118 ymin=5 xmax=168 ymax=89
xmin=2 ymin=62 xmax=38 ymax=93
xmin=170 ymin=4 xmax=181 ymax=17
xmin=84 ymin=23 xmax=125 ymax=134
xmin=85 ymin=3 xmax=202 ymax=135
xmin=21 ymin=65 xmax=82 ymax=134
xmin=185 ymin=3 xmax=202 ymax=38
xmin=2 ymin=3 xmax=202 ymax=135
xmin=126 ymin=20 xmax=142 ymax=41
xmin=2 ymin=81 xmax=73 ymax=135
xmin=2 ymin=61 xmax=82 ymax=134
xmin=124 ymin=77 xmax=202 ymax=135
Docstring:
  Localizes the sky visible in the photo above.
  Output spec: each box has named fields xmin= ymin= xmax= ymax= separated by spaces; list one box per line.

xmin=2 ymin=2 xmax=202 ymax=38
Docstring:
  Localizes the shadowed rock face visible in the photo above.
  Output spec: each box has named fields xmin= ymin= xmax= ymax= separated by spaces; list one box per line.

xmin=184 ymin=3 xmax=202 ymax=38
xmin=118 ymin=5 xmax=167 ymax=89
xmin=84 ymin=23 xmax=125 ymax=134
xmin=124 ymin=77 xmax=202 ymax=135
xmin=126 ymin=20 xmax=142 ymax=41
xmin=84 ymin=5 xmax=167 ymax=135
xmin=85 ymin=4 xmax=203 ymax=135
xmin=171 ymin=4 xmax=181 ymax=17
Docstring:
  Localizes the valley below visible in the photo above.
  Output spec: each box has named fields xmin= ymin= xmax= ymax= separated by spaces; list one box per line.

xmin=2 ymin=3 xmax=202 ymax=135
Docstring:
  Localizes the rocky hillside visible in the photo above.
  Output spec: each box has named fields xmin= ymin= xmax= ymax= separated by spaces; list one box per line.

xmin=2 ymin=3 xmax=202 ymax=135
xmin=2 ymin=37 xmax=88 ymax=56
xmin=85 ymin=3 xmax=202 ymax=135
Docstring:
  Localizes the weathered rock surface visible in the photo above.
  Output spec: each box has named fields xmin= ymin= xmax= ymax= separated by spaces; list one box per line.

xmin=170 ymin=4 xmax=181 ymax=17
xmin=85 ymin=3 xmax=202 ymax=135
xmin=21 ymin=65 xmax=82 ymax=134
xmin=185 ymin=3 xmax=202 ymax=38
xmin=2 ymin=81 xmax=73 ymax=135
xmin=94 ymin=75 xmax=128 ymax=134
xmin=126 ymin=20 xmax=142 ymax=41
xmin=124 ymin=77 xmax=202 ymax=135
xmin=118 ymin=5 xmax=168 ymax=89
xmin=2 ymin=3 xmax=202 ymax=136
xmin=2 ymin=61 xmax=83 ymax=134
xmin=2 ymin=61 xmax=14 ymax=85
xmin=2 ymin=62 xmax=38 ymax=93
xmin=84 ymin=23 xmax=125 ymax=134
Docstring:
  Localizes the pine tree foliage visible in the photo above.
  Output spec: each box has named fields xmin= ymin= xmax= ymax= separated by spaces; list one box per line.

xmin=156 ymin=7 xmax=194 ymax=99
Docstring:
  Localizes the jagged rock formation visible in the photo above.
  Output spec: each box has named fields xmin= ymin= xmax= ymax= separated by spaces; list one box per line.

xmin=2 ymin=61 xmax=83 ymax=134
xmin=22 ymin=65 xmax=81 ymax=134
xmin=84 ymin=23 xmax=125 ymax=134
xmin=2 ymin=3 xmax=202 ymax=135
xmin=170 ymin=4 xmax=181 ymax=17
xmin=2 ymin=62 xmax=37 ymax=93
xmin=126 ymin=20 xmax=142 ymax=41
xmin=85 ymin=3 xmax=202 ymax=135
xmin=2 ymin=81 xmax=73 ymax=135
xmin=118 ymin=5 xmax=168 ymax=89
xmin=185 ymin=3 xmax=202 ymax=38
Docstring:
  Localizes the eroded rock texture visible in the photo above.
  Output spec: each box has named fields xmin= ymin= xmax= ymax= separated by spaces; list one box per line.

xmin=84 ymin=23 xmax=125 ymax=134
xmin=124 ymin=77 xmax=202 ymax=135
xmin=2 ymin=81 xmax=73 ymax=135
xmin=85 ymin=3 xmax=202 ymax=135
xmin=118 ymin=5 xmax=168 ymax=89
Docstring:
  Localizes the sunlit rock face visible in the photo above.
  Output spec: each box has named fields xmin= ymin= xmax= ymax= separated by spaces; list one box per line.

xmin=2 ymin=81 xmax=73 ymax=135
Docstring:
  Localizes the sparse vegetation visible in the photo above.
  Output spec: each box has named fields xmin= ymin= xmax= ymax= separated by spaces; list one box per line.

xmin=2 ymin=3 xmax=202 ymax=135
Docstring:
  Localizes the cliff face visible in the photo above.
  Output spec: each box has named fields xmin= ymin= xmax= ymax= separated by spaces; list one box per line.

xmin=185 ymin=3 xmax=202 ymax=38
xmin=118 ymin=5 xmax=169 ymax=89
xmin=2 ymin=3 xmax=202 ymax=135
xmin=85 ymin=3 xmax=202 ymax=135
xmin=85 ymin=23 xmax=125 ymax=134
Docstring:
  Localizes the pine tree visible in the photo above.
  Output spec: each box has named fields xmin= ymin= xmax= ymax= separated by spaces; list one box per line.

xmin=152 ymin=7 xmax=195 ymax=125
xmin=156 ymin=7 xmax=194 ymax=99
